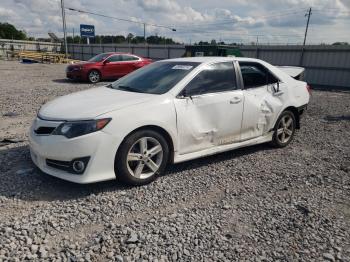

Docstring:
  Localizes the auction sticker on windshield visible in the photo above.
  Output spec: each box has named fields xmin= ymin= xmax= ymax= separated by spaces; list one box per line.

xmin=172 ymin=65 xmax=193 ymax=70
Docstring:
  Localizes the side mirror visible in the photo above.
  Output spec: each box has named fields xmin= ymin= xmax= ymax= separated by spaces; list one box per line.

xmin=180 ymin=88 xmax=188 ymax=98
xmin=103 ymin=60 xmax=110 ymax=65
xmin=179 ymin=88 xmax=193 ymax=99
xmin=271 ymin=81 xmax=280 ymax=93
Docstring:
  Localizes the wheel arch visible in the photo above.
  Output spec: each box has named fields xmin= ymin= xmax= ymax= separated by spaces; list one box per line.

xmin=116 ymin=125 xmax=175 ymax=164
xmin=87 ymin=68 xmax=102 ymax=81
xmin=280 ymin=106 xmax=300 ymax=129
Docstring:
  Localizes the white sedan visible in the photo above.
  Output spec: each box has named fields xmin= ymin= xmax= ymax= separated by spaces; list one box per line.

xmin=29 ymin=57 xmax=310 ymax=185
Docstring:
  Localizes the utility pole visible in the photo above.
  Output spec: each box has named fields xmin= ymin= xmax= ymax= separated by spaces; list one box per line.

xmin=60 ymin=0 xmax=68 ymax=58
xmin=303 ymin=7 xmax=312 ymax=46
xmin=300 ymin=7 xmax=312 ymax=65
xmin=256 ymin=35 xmax=259 ymax=58
xmin=143 ymin=23 xmax=146 ymax=45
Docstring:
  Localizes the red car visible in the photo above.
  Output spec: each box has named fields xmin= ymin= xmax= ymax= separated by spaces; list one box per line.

xmin=66 ymin=52 xmax=152 ymax=83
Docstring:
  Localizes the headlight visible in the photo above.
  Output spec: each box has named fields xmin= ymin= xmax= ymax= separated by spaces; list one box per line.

xmin=52 ymin=118 xmax=111 ymax=139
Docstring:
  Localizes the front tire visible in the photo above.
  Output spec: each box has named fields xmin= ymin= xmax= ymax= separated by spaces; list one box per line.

xmin=271 ymin=110 xmax=296 ymax=148
xmin=88 ymin=70 xmax=101 ymax=83
xmin=115 ymin=130 xmax=169 ymax=185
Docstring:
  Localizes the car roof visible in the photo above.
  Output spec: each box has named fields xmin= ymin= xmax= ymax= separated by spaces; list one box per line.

xmin=160 ymin=56 xmax=264 ymax=64
xmin=101 ymin=52 xmax=139 ymax=56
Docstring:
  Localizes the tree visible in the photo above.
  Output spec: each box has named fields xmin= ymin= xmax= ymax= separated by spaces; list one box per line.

xmin=0 ymin=22 xmax=27 ymax=40
xmin=127 ymin=33 xmax=134 ymax=43
xmin=332 ymin=42 xmax=349 ymax=46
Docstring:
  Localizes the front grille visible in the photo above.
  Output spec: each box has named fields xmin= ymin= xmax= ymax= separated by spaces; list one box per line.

xmin=34 ymin=126 xmax=56 ymax=135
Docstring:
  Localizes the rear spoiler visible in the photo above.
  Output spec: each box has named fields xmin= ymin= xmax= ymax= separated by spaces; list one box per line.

xmin=276 ymin=66 xmax=305 ymax=80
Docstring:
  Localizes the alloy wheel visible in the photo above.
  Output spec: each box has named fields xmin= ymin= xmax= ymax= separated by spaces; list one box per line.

xmin=276 ymin=115 xmax=294 ymax=144
xmin=126 ymin=137 xmax=163 ymax=179
xmin=89 ymin=71 xmax=100 ymax=83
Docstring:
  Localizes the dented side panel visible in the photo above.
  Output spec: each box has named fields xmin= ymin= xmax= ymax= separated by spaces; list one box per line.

xmin=240 ymin=85 xmax=286 ymax=141
xmin=174 ymin=91 xmax=244 ymax=155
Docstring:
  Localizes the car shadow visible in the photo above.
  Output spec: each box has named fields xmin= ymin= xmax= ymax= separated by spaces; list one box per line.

xmin=166 ymin=143 xmax=274 ymax=176
xmin=0 ymin=145 xmax=131 ymax=202
xmin=0 ymin=143 xmax=274 ymax=202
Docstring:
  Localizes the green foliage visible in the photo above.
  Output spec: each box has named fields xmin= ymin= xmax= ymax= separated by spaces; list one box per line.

xmin=332 ymin=42 xmax=349 ymax=46
xmin=0 ymin=23 xmax=27 ymax=40
xmin=66 ymin=34 xmax=178 ymax=45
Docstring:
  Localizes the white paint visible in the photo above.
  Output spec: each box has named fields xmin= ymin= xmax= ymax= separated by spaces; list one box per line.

xmin=276 ymin=66 xmax=305 ymax=78
xmin=29 ymin=57 xmax=310 ymax=184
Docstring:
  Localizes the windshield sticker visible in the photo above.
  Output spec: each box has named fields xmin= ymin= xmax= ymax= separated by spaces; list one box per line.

xmin=172 ymin=65 xmax=193 ymax=70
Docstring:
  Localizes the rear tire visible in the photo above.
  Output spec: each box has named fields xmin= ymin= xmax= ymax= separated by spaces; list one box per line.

xmin=115 ymin=130 xmax=169 ymax=186
xmin=271 ymin=110 xmax=296 ymax=148
xmin=88 ymin=70 xmax=101 ymax=83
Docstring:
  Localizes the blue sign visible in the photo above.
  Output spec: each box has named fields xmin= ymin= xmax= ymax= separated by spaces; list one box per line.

xmin=80 ymin=24 xmax=95 ymax=37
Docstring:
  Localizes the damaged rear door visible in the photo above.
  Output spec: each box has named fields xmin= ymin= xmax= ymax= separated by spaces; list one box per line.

xmin=174 ymin=62 xmax=244 ymax=155
xmin=238 ymin=62 xmax=284 ymax=141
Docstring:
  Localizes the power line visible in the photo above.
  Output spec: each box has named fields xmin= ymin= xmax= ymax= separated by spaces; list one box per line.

xmin=312 ymin=9 xmax=350 ymax=15
xmin=66 ymin=7 xmax=176 ymax=31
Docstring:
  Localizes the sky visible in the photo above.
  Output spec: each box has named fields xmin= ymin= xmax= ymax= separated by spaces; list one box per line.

xmin=1 ymin=0 xmax=349 ymax=44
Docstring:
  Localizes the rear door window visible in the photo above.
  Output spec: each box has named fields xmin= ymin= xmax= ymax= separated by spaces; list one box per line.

xmin=121 ymin=55 xmax=139 ymax=61
xmin=239 ymin=62 xmax=278 ymax=89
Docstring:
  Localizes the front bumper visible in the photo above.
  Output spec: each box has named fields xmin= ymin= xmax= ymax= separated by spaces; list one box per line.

xmin=66 ymin=70 xmax=84 ymax=80
xmin=29 ymin=118 xmax=122 ymax=184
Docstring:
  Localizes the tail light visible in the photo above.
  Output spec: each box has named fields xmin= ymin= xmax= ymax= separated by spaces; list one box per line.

xmin=306 ymin=84 xmax=312 ymax=94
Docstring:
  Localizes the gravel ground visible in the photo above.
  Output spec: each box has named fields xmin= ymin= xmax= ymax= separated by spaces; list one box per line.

xmin=0 ymin=60 xmax=349 ymax=261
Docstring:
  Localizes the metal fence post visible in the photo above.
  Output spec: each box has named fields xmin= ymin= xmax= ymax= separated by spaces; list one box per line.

xmin=299 ymin=47 xmax=305 ymax=66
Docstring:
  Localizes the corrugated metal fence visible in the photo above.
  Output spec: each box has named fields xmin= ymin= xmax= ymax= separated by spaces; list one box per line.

xmin=67 ymin=43 xmax=185 ymax=61
xmin=1 ymin=39 xmax=349 ymax=88
xmin=61 ymin=43 xmax=350 ymax=88
xmin=240 ymin=45 xmax=350 ymax=88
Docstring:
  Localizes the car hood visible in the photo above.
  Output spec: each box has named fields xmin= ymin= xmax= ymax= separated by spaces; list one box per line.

xmin=39 ymin=86 xmax=155 ymax=120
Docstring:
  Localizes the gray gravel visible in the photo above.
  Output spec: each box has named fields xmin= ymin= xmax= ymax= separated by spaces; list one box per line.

xmin=0 ymin=60 xmax=349 ymax=261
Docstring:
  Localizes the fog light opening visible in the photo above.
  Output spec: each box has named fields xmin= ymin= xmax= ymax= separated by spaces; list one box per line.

xmin=72 ymin=160 xmax=85 ymax=173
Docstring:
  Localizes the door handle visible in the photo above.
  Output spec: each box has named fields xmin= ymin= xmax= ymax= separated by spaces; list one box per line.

xmin=230 ymin=97 xmax=242 ymax=104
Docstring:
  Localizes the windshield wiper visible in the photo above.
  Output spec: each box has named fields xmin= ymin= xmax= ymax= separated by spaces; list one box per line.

xmin=116 ymin=85 xmax=143 ymax=93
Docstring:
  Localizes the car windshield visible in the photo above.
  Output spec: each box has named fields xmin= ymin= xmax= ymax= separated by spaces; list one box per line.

xmin=110 ymin=61 xmax=200 ymax=94
xmin=88 ymin=53 xmax=111 ymax=62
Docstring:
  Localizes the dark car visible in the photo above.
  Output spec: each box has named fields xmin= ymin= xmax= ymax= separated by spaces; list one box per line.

xmin=66 ymin=52 xmax=152 ymax=83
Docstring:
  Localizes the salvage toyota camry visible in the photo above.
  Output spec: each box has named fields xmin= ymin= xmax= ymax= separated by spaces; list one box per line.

xmin=29 ymin=57 xmax=310 ymax=185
